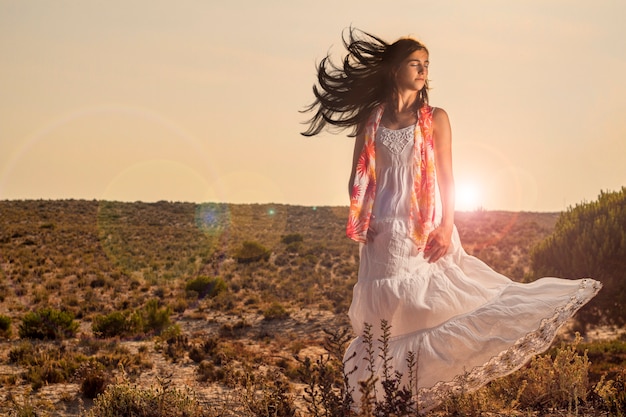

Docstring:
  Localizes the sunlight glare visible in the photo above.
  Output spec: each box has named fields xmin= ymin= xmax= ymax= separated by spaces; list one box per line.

xmin=456 ymin=182 xmax=482 ymax=211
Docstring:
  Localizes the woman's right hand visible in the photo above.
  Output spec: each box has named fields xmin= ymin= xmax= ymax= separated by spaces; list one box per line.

xmin=424 ymin=224 xmax=452 ymax=263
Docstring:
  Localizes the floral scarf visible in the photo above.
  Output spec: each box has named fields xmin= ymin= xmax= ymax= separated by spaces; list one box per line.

xmin=346 ymin=104 xmax=436 ymax=250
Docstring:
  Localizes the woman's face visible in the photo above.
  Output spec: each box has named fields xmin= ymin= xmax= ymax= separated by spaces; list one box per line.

xmin=394 ymin=49 xmax=429 ymax=93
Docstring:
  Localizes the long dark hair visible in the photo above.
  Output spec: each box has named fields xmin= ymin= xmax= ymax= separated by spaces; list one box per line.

xmin=301 ymin=27 xmax=429 ymax=137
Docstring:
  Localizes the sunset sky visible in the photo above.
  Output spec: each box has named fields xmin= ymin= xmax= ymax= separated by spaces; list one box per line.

xmin=1 ymin=1 xmax=624 ymax=212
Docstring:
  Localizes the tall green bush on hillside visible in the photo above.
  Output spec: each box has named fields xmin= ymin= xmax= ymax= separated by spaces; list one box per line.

xmin=19 ymin=308 xmax=79 ymax=340
xmin=92 ymin=311 xmax=130 ymax=338
xmin=530 ymin=187 xmax=626 ymax=327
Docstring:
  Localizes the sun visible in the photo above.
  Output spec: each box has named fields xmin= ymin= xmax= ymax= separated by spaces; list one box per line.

xmin=456 ymin=182 xmax=482 ymax=211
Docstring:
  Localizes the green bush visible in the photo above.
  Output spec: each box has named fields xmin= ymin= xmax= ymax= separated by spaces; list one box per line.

xmin=19 ymin=308 xmax=78 ymax=340
xmin=285 ymin=241 xmax=302 ymax=253
xmin=185 ymin=276 xmax=227 ymax=299
xmin=235 ymin=241 xmax=270 ymax=263
xmin=93 ymin=300 xmax=172 ymax=339
xmin=281 ymin=233 xmax=303 ymax=245
xmin=92 ymin=311 xmax=130 ymax=338
xmin=0 ymin=314 xmax=11 ymax=338
xmin=132 ymin=299 xmax=171 ymax=335
xmin=531 ymin=187 xmax=626 ymax=327
xmin=263 ymin=302 xmax=290 ymax=321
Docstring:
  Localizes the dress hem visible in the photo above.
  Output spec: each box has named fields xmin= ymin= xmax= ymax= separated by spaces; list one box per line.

xmin=416 ymin=277 xmax=602 ymax=412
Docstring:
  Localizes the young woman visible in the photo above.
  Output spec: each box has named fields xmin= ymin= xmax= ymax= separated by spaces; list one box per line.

xmin=302 ymin=28 xmax=601 ymax=412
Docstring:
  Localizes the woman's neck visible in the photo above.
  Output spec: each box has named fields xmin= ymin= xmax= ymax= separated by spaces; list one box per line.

xmin=384 ymin=100 xmax=418 ymax=129
xmin=395 ymin=91 xmax=419 ymax=114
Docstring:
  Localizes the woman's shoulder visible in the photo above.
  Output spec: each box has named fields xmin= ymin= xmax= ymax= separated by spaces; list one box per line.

xmin=431 ymin=106 xmax=450 ymax=125
xmin=428 ymin=106 xmax=451 ymax=140
xmin=430 ymin=105 xmax=448 ymax=116
xmin=420 ymin=104 xmax=448 ymax=118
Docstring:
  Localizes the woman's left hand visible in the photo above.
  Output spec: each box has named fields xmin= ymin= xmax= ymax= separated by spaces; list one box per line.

xmin=424 ymin=225 xmax=452 ymax=263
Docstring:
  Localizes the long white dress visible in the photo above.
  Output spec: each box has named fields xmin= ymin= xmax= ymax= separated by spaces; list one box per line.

xmin=343 ymin=122 xmax=602 ymax=412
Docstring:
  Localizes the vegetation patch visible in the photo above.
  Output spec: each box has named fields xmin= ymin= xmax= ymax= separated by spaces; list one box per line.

xmin=18 ymin=308 xmax=78 ymax=340
xmin=184 ymin=276 xmax=227 ymax=299
xmin=263 ymin=302 xmax=290 ymax=321
xmin=92 ymin=299 xmax=172 ymax=338
xmin=235 ymin=241 xmax=271 ymax=263
xmin=531 ymin=187 xmax=626 ymax=328
xmin=81 ymin=376 xmax=205 ymax=417
xmin=0 ymin=314 xmax=11 ymax=338
xmin=0 ymin=198 xmax=624 ymax=416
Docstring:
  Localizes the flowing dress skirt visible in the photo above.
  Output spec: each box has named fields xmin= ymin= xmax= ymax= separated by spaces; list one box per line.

xmin=344 ymin=217 xmax=602 ymax=412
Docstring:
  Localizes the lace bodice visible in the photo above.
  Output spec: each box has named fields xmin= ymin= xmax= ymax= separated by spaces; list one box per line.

xmin=372 ymin=125 xmax=415 ymax=220
xmin=378 ymin=124 xmax=414 ymax=155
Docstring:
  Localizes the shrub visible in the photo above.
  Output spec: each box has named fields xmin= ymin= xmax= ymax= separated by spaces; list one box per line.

xmin=6 ymin=394 xmax=37 ymax=417
xmin=189 ymin=338 xmax=219 ymax=364
xmin=235 ymin=241 xmax=270 ymax=263
xmin=77 ymin=360 xmax=110 ymax=399
xmin=81 ymin=375 xmax=205 ymax=417
xmin=263 ymin=302 xmax=290 ymax=321
xmin=594 ymin=371 xmax=626 ymax=415
xmin=197 ymin=360 xmax=226 ymax=383
xmin=281 ymin=233 xmax=304 ymax=245
xmin=161 ymin=332 xmax=188 ymax=363
xmin=185 ymin=276 xmax=227 ymax=299
xmin=297 ymin=327 xmax=354 ymax=417
xmin=92 ymin=311 xmax=130 ymax=338
xmin=93 ymin=300 xmax=173 ymax=339
xmin=19 ymin=308 xmax=78 ymax=340
xmin=531 ymin=187 xmax=626 ymax=327
xmin=132 ymin=299 xmax=171 ymax=335
xmin=8 ymin=339 xmax=86 ymax=390
xmin=445 ymin=334 xmax=593 ymax=415
xmin=0 ymin=314 xmax=11 ymax=339
xmin=90 ymin=276 xmax=107 ymax=288
xmin=523 ymin=336 xmax=590 ymax=410
xmin=240 ymin=369 xmax=296 ymax=417
xmin=172 ymin=297 xmax=188 ymax=313
xmin=285 ymin=241 xmax=302 ymax=253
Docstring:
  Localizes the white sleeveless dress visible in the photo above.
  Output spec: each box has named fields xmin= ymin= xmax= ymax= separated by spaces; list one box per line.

xmin=344 ymin=122 xmax=602 ymax=412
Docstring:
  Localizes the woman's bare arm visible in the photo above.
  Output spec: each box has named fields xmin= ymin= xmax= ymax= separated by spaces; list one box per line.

xmin=424 ymin=107 xmax=455 ymax=262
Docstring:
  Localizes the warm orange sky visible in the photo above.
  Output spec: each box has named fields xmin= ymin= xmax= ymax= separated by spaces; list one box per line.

xmin=1 ymin=1 xmax=624 ymax=212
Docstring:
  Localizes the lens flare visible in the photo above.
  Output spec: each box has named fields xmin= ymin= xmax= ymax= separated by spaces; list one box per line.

xmin=195 ymin=202 xmax=230 ymax=238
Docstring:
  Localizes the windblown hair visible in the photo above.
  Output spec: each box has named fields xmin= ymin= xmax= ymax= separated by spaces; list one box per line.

xmin=301 ymin=28 xmax=429 ymax=137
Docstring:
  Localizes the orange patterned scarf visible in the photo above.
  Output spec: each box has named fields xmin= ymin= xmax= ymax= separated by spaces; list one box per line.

xmin=347 ymin=104 xmax=436 ymax=250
